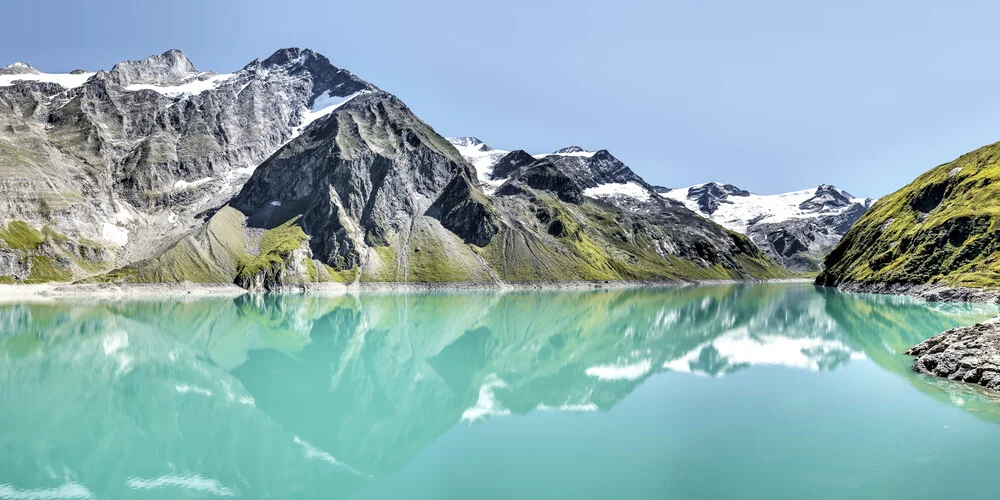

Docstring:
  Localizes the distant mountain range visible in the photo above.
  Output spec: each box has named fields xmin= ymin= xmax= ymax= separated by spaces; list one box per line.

xmin=448 ymin=138 xmax=875 ymax=273
xmin=662 ymin=183 xmax=875 ymax=272
xmin=0 ymin=48 xmax=874 ymax=289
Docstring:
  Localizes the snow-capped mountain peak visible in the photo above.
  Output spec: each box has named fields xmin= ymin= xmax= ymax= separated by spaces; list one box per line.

xmin=535 ymin=146 xmax=598 ymax=159
xmin=0 ymin=62 xmax=39 ymax=75
xmin=446 ymin=137 xmax=511 ymax=192
xmin=662 ymin=183 xmax=874 ymax=272
xmin=448 ymin=137 xmax=491 ymax=151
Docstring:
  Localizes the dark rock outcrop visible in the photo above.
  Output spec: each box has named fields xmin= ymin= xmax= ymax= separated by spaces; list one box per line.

xmin=908 ymin=317 xmax=1000 ymax=392
xmin=497 ymin=159 xmax=583 ymax=204
xmin=491 ymin=150 xmax=536 ymax=180
xmin=687 ymin=183 xmax=751 ymax=215
xmin=428 ymin=171 xmax=500 ymax=246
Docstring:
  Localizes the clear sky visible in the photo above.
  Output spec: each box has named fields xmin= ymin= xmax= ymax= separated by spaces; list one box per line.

xmin=2 ymin=0 xmax=999 ymax=198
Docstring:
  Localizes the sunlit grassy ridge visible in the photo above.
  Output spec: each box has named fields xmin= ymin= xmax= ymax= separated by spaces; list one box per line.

xmin=819 ymin=141 xmax=1000 ymax=288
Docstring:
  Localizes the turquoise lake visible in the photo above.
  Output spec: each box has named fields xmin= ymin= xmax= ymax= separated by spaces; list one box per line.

xmin=2 ymin=283 xmax=1000 ymax=499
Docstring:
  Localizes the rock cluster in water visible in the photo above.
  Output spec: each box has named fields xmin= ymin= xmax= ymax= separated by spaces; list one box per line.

xmin=908 ymin=316 xmax=1000 ymax=392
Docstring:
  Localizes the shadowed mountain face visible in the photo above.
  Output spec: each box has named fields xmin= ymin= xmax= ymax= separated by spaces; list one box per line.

xmin=0 ymin=50 xmax=786 ymax=288
xmin=1 ymin=285 xmax=998 ymax=498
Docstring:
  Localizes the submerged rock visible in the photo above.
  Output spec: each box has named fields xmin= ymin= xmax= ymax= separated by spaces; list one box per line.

xmin=907 ymin=317 xmax=1000 ymax=392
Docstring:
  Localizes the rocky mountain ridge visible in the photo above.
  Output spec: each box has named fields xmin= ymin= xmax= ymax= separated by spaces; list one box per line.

xmin=0 ymin=49 xmax=788 ymax=289
xmin=663 ymin=182 xmax=875 ymax=272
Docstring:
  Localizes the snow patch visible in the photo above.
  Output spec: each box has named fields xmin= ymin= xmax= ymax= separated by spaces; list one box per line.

xmin=662 ymin=184 xmax=871 ymax=234
xmin=534 ymin=151 xmax=597 ymax=159
xmin=0 ymin=72 xmax=95 ymax=89
xmin=446 ymin=137 xmax=510 ymax=194
xmin=585 ymin=359 xmax=652 ymax=381
xmin=288 ymin=90 xmax=367 ymax=140
xmin=582 ymin=182 xmax=651 ymax=201
xmin=270 ymin=200 xmax=281 ymax=207
xmin=101 ymin=223 xmax=129 ymax=247
xmin=125 ymin=72 xmax=235 ymax=98
xmin=173 ymin=177 xmax=212 ymax=190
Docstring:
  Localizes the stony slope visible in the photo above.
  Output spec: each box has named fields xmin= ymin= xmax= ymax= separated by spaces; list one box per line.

xmin=818 ymin=141 xmax=1000 ymax=289
xmin=0 ymin=48 xmax=374 ymax=283
xmin=664 ymin=183 xmax=874 ymax=272
xmin=0 ymin=50 xmax=788 ymax=288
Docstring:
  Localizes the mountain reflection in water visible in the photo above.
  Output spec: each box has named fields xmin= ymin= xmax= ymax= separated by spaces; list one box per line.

xmin=0 ymin=283 xmax=997 ymax=499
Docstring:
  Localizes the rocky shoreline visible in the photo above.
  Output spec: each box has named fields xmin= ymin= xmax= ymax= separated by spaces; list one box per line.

xmin=907 ymin=317 xmax=1000 ymax=393
xmin=831 ymin=281 xmax=1000 ymax=304
xmin=832 ymin=280 xmax=1000 ymax=394
xmin=0 ymin=278 xmax=813 ymax=302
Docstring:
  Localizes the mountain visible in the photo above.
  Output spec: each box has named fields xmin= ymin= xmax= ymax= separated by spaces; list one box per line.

xmin=818 ymin=140 xmax=1000 ymax=290
xmin=0 ymin=50 xmax=787 ymax=289
xmin=663 ymin=182 xmax=875 ymax=272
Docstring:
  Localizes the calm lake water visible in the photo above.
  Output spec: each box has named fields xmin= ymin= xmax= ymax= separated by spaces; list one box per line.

xmin=2 ymin=283 xmax=1000 ymax=499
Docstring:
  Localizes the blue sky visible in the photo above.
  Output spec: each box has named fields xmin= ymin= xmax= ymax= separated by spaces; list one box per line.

xmin=2 ymin=0 xmax=998 ymax=198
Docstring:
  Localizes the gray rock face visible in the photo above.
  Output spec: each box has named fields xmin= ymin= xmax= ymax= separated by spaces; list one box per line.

xmin=663 ymin=182 xmax=875 ymax=272
xmin=0 ymin=48 xmax=787 ymax=286
xmin=490 ymin=150 xmax=537 ymax=180
xmin=908 ymin=317 xmax=1000 ymax=392
xmin=0 ymin=47 xmax=375 ymax=276
xmin=543 ymin=149 xmax=647 ymax=189
xmin=799 ymin=184 xmax=856 ymax=212
xmin=106 ymin=49 xmax=201 ymax=86
xmin=686 ymin=183 xmax=751 ymax=215
xmin=230 ymin=90 xmax=473 ymax=271
xmin=833 ymin=282 xmax=1000 ymax=303
xmin=496 ymin=159 xmax=584 ymax=204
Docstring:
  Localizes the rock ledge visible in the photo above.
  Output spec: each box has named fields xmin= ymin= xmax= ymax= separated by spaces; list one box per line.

xmin=907 ymin=316 xmax=1000 ymax=392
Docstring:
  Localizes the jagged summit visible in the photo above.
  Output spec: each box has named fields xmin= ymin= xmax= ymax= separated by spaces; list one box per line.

xmin=447 ymin=137 xmax=491 ymax=151
xmin=108 ymin=49 xmax=201 ymax=86
xmin=799 ymin=184 xmax=861 ymax=212
xmin=662 ymin=182 xmax=873 ymax=272
xmin=0 ymin=47 xmax=788 ymax=288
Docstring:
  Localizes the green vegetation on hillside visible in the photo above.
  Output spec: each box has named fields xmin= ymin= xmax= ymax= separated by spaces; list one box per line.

xmin=236 ymin=217 xmax=309 ymax=282
xmin=819 ymin=141 xmax=1000 ymax=288
xmin=0 ymin=221 xmax=108 ymax=283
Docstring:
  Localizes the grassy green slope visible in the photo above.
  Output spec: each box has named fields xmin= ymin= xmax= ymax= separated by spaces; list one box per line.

xmin=480 ymin=193 xmax=789 ymax=283
xmin=91 ymin=207 xmax=349 ymax=287
xmin=819 ymin=141 xmax=1000 ymax=288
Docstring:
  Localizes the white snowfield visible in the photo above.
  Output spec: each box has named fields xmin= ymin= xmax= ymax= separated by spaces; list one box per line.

xmin=582 ymin=181 xmax=652 ymax=201
xmin=446 ymin=138 xmax=510 ymax=193
xmin=447 ymin=138 xmax=616 ymax=195
xmin=0 ymin=65 xmax=96 ymax=89
xmin=662 ymin=183 xmax=870 ymax=234
xmin=533 ymin=150 xmax=597 ymax=159
xmin=124 ymin=72 xmax=236 ymax=98
xmin=290 ymin=90 xmax=368 ymax=139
